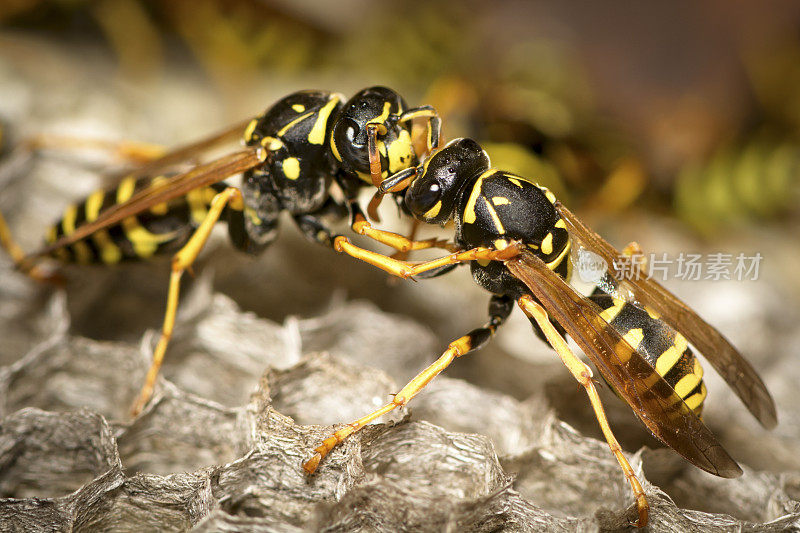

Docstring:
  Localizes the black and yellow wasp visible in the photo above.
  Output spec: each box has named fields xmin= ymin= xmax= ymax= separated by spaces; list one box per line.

xmin=0 ymin=86 xmax=446 ymax=415
xmin=304 ymin=138 xmax=777 ymax=527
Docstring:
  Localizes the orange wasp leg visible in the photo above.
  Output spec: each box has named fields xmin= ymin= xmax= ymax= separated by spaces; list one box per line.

xmin=333 ymin=235 xmax=520 ymax=279
xmin=130 ymin=186 xmax=244 ymax=416
xmin=517 ymin=294 xmax=649 ymax=528
xmin=303 ymin=299 xmax=510 ymax=474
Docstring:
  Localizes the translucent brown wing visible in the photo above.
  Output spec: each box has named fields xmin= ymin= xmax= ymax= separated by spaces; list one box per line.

xmin=120 ymin=119 xmax=251 ymax=181
xmin=27 ymin=148 xmax=263 ymax=260
xmin=556 ymin=203 xmax=777 ymax=429
xmin=506 ymin=249 xmax=742 ymax=478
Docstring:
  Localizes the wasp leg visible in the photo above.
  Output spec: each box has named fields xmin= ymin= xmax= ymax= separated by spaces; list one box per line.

xmin=293 ymin=198 xmax=349 ymax=248
xmin=333 ymin=236 xmax=520 ymax=279
xmin=24 ymin=134 xmax=166 ymax=165
xmin=517 ymin=294 xmax=649 ymax=528
xmin=303 ymin=294 xmax=514 ymax=474
xmin=398 ymin=105 xmax=442 ymax=152
xmin=0 ymin=210 xmax=63 ymax=284
xmin=350 ymin=204 xmax=457 ymax=253
xmin=130 ymin=186 xmax=244 ymax=416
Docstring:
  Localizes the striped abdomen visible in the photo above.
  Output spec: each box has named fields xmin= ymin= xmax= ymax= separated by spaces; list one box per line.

xmin=589 ymin=289 xmax=707 ymax=416
xmin=45 ymin=175 xmax=228 ymax=265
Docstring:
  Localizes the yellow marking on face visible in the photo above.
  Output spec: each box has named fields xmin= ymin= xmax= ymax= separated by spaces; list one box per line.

xmin=117 ymin=176 xmax=136 ymax=203
xmin=374 ymin=101 xmax=392 ymax=125
xmin=292 ymin=104 xmax=305 ymax=112
xmin=308 ymin=96 xmax=341 ymax=145
xmin=85 ymin=190 xmax=105 ymax=221
xmin=464 ymin=171 xmax=495 ymax=224
xmin=492 ymin=196 xmax=510 ymax=206
xmin=554 ymin=218 xmax=566 ymax=229
xmin=655 ymin=333 xmax=688 ymax=375
xmin=282 ymin=157 xmax=301 ymax=180
xmin=61 ymin=204 xmax=79 ymax=236
xmin=622 ymin=328 xmax=644 ymax=350
xmin=329 ymin=131 xmax=342 ymax=162
xmin=546 ymin=239 xmax=571 ymax=271
xmin=387 ymin=129 xmax=414 ymax=173
xmin=483 ymin=197 xmax=505 ymax=234
xmin=244 ymin=119 xmax=258 ymax=142
xmin=683 ymin=382 xmax=707 ymax=412
xmin=149 ymin=176 xmax=170 ymax=215
xmin=541 ymin=232 xmax=553 ymax=255
xmin=674 ymin=359 xmax=704 ymax=398
xmin=277 ymin=111 xmax=314 ymax=137
xmin=424 ymin=200 xmax=441 ymax=219
xmin=494 ymin=239 xmax=508 ymax=250
xmin=599 ymin=298 xmax=625 ymax=323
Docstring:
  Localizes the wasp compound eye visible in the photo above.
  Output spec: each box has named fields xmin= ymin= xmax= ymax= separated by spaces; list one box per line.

xmin=332 ymin=117 xmax=371 ymax=172
xmin=406 ymin=179 xmax=443 ymax=220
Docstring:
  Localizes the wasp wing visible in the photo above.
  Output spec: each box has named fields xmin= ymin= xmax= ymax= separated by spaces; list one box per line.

xmin=120 ymin=119 xmax=252 ymax=181
xmin=28 ymin=148 xmax=263 ymax=260
xmin=556 ymin=203 xmax=777 ymax=430
xmin=506 ymin=249 xmax=742 ymax=478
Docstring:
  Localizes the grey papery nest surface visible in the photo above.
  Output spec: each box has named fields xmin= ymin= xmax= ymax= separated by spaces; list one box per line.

xmin=1 ymin=41 xmax=800 ymax=533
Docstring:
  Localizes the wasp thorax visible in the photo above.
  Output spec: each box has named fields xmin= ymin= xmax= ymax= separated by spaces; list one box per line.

xmin=405 ymin=138 xmax=490 ymax=224
xmin=331 ymin=86 xmax=414 ymax=177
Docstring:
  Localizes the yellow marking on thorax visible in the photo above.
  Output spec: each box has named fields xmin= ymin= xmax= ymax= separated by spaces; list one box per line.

xmin=243 ymin=118 xmax=258 ymax=142
xmin=483 ymin=197 xmax=505 ymax=234
xmin=541 ymin=232 xmax=554 ymax=255
xmin=463 ymin=170 xmax=495 ymax=224
xmin=424 ymin=200 xmax=441 ymax=219
xmin=554 ymin=218 xmax=566 ymax=229
xmin=277 ymin=111 xmax=314 ymax=137
xmin=292 ymin=104 xmax=305 ymax=112
xmin=540 ymin=186 xmax=557 ymax=204
xmin=492 ymin=196 xmax=510 ymax=206
xmin=546 ymin=239 xmax=571 ymax=271
xmin=494 ymin=239 xmax=508 ymax=250
xmin=282 ymin=157 xmax=301 ymax=180
xmin=673 ymin=359 xmax=704 ymax=398
xmin=308 ymin=96 xmax=341 ymax=145
xmin=245 ymin=206 xmax=261 ymax=226
xmin=622 ymin=328 xmax=644 ymax=350
xmin=508 ymin=177 xmax=524 ymax=188
xmin=655 ymin=333 xmax=688 ymax=375
xmin=260 ymin=136 xmax=284 ymax=152
xmin=477 ymin=258 xmax=491 ymax=267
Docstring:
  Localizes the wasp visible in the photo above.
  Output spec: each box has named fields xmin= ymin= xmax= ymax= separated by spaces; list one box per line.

xmin=305 ymin=138 xmax=778 ymax=527
xmin=0 ymin=86 xmax=448 ymax=415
